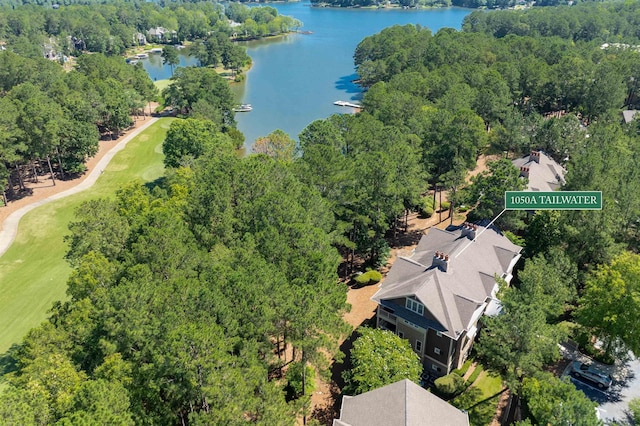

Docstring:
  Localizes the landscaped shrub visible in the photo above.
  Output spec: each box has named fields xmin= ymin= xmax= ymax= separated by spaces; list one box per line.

xmin=452 ymin=359 xmax=473 ymax=377
xmin=434 ymin=372 xmax=466 ymax=398
xmin=418 ymin=197 xmax=435 ymax=218
xmin=438 ymin=201 xmax=451 ymax=212
xmin=373 ymin=240 xmax=391 ymax=269
xmin=354 ymin=270 xmax=383 ymax=286
xmin=458 ymin=205 xmax=469 ymax=213
xmin=465 ymin=364 xmax=484 ymax=387
xmin=503 ymin=231 xmax=525 ymax=246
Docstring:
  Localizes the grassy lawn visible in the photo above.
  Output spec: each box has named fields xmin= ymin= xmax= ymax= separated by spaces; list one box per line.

xmin=0 ymin=118 xmax=173 ymax=355
xmin=154 ymin=78 xmax=172 ymax=92
xmin=453 ymin=369 xmax=505 ymax=426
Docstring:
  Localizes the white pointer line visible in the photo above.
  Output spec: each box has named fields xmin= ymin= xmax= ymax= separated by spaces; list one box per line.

xmin=455 ymin=208 xmax=507 ymax=258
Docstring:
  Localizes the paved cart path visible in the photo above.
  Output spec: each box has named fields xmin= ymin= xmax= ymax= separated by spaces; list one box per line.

xmin=0 ymin=117 xmax=159 ymax=258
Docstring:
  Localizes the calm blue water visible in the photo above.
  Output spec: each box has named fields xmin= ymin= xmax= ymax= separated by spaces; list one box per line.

xmin=140 ymin=51 xmax=200 ymax=81
xmin=141 ymin=2 xmax=471 ymax=148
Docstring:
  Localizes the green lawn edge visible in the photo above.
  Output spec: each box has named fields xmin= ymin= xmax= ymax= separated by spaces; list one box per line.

xmin=0 ymin=118 xmax=173 ymax=355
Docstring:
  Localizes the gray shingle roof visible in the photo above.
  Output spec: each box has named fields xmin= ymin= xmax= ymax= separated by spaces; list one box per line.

xmin=333 ymin=379 xmax=469 ymax=426
xmin=372 ymin=224 xmax=521 ymax=339
xmin=512 ymin=151 xmax=566 ymax=192
xmin=622 ymin=110 xmax=640 ymax=124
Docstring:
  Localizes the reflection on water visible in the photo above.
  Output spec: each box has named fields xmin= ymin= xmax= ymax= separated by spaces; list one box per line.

xmin=139 ymin=52 xmax=200 ymax=82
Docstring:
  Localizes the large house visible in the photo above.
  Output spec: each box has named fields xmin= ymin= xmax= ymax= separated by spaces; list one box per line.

xmin=147 ymin=27 xmax=177 ymax=43
xmin=372 ymin=222 xmax=522 ymax=376
xmin=333 ymin=379 xmax=469 ymax=426
xmin=512 ymin=150 xmax=566 ymax=192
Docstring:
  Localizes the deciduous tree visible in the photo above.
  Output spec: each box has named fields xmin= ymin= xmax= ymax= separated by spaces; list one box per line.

xmin=343 ymin=328 xmax=422 ymax=395
xmin=577 ymin=251 xmax=640 ymax=358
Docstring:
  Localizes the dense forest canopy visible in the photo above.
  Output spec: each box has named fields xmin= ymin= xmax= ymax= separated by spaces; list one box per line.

xmin=0 ymin=50 xmax=156 ymax=201
xmin=0 ymin=0 xmax=301 ymax=203
xmin=464 ymin=1 xmax=640 ymax=42
xmin=0 ymin=1 xmax=301 ymax=56
xmin=1 ymin=145 xmax=350 ymax=424
xmin=310 ymin=0 xmax=605 ymax=12
xmin=3 ymin=1 xmax=640 ymax=424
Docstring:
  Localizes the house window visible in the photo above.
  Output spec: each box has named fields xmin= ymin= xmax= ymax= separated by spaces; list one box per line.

xmin=398 ymin=331 xmax=404 ymax=339
xmin=434 ymin=347 xmax=441 ymax=355
xmin=403 ymin=319 xmax=421 ymax=330
xmin=431 ymin=365 xmax=440 ymax=372
xmin=436 ymin=331 xmax=442 ymax=337
xmin=405 ymin=298 xmax=424 ymax=315
xmin=416 ymin=340 xmax=422 ymax=352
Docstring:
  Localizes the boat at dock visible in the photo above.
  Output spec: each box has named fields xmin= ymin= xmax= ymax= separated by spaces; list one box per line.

xmin=135 ymin=53 xmax=149 ymax=59
xmin=233 ymin=104 xmax=253 ymax=112
xmin=333 ymin=100 xmax=362 ymax=109
xmin=149 ymin=48 xmax=163 ymax=54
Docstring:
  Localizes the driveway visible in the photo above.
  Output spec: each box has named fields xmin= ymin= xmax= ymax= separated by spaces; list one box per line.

xmin=560 ymin=344 xmax=640 ymax=424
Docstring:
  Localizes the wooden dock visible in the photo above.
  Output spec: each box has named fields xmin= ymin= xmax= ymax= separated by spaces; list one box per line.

xmin=334 ymin=100 xmax=362 ymax=109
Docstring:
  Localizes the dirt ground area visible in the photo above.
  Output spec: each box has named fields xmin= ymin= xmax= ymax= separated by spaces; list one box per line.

xmin=0 ymin=107 xmax=157 ymax=232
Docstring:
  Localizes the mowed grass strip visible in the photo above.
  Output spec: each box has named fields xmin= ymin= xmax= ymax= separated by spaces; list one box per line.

xmin=0 ymin=118 xmax=173 ymax=354
xmin=154 ymin=78 xmax=172 ymax=92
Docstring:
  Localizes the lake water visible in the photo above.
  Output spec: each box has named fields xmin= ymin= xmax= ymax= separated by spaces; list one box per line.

xmin=140 ymin=2 xmax=471 ymax=148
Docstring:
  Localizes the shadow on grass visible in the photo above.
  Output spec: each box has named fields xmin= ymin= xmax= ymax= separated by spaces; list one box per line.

xmin=144 ymin=176 xmax=168 ymax=192
xmin=0 ymin=344 xmax=20 ymax=376
xmin=465 ymin=387 xmax=508 ymax=411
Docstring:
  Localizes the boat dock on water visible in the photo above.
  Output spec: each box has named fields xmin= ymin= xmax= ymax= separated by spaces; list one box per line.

xmin=334 ymin=100 xmax=362 ymax=109
xmin=233 ymin=104 xmax=253 ymax=112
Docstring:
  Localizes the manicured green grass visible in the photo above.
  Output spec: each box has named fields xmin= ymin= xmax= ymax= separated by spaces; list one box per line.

xmin=452 ymin=368 xmax=504 ymax=426
xmin=473 ymin=370 xmax=503 ymax=398
xmin=154 ymin=79 xmax=172 ymax=92
xmin=0 ymin=118 xmax=173 ymax=354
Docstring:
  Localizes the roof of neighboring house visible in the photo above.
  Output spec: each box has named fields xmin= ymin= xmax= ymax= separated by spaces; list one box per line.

xmin=372 ymin=223 xmax=521 ymax=339
xmin=623 ymin=110 xmax=640 ymax=124
xmin=512 ymin=151 xmax=566 ymax=192
xmin=333 ymin=379 xmax=470 ymax=426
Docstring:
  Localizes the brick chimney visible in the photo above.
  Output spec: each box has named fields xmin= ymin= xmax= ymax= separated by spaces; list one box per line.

xmin=432 ymin=251 xmax=449 ymax=272
xmin=530 ymin=150 xmax=541 ymax=164
xmin=460 ymin=222 xmax=478 ymax=240
xmin=519 ymin=166 xmax=530 ymax=178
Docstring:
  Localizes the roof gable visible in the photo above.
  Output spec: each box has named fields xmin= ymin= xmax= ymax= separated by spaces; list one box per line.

xmin=372 ymin=223 xmax=521 ymax=337
xmin=512 ymin=150 xmax=566 ymax=192
xmin=333 ymin=379 xmax=469 ymax=426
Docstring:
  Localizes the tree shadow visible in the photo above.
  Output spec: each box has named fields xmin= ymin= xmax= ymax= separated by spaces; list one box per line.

xmin=4 ymin=187 xmax=33 ymax=202
xmin=389 ymin=227 xmax=424 ymax=249
xmin=312 ymin=325 xmax=375 ymax=425
xmin=0 ymin=344 xmax=20 ymax=376
xmin=334 ymin=73 xmax=363 ymax=98
xmin=144 ymin=176 xmax=168 ymax=192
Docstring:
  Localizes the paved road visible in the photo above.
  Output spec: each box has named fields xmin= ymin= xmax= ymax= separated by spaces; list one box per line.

xmin=0 ymin=117 xmax=159 ymax=258
xmin=563 ymin=354 xmax=640 ymax=424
